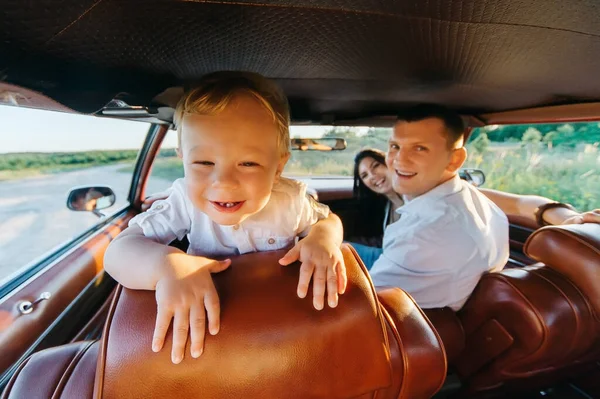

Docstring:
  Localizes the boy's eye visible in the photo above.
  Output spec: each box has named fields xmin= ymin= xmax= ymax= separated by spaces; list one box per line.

xmin=193 ymin=161 xmax=214 ymax=166
xmin=240 ymin=161 xmax=259 ymax=167
xmin=415 ymin=146 xmax=427 ymax=152
xmin=389 ymin=143 xmax=399 ymax=151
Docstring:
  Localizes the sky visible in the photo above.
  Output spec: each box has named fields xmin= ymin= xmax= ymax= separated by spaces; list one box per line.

xmin=0 ymin=104 xmax=339 ymax=154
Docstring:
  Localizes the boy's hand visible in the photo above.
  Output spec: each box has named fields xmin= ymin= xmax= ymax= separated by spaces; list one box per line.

xmin=278 ymin=237 xmax=347 ymax=310
xmin=152 ymin=254 xmax=231 ymax=364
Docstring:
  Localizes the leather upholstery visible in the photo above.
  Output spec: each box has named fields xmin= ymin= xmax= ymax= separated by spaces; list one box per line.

xmin=422 ymin=307 xmax=465 ymax=365
xmin=3 ymin=245 xmax=446 ymax=399
xmin=524 ymin=224 xmax=600 ymax=317
xmin=2 ymin=340 xmax=98 ymax=399
xmin=454 ymin=223 xmax=600 ymax=393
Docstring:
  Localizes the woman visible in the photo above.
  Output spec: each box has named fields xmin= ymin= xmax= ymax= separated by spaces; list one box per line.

xmin=347 ymin=148 xmax=402 ymax=268
xmin=353 ymin=148 xmax=404 ymax=233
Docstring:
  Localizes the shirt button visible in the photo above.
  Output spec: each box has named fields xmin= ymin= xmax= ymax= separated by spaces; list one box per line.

xmin=155 ymin=205 xmax=163 ymax=210
xmin=233 ymin=225 xmax=240 ymax=230
xmin=268 ymin=238 xmax=275 ymax=245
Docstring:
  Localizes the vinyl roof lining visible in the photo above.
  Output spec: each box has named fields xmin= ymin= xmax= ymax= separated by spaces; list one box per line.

xmin=3 ymin=0 xmax=600 ymax=122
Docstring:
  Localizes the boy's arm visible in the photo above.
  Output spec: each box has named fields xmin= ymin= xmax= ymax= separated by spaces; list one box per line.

xmin=305 ymin=212 xmax=344 ymax=246
xmin=279 ymin=212 xmax=347 ymax=310
xmin=104 ymin=225 xmax=185 ymax=290
xmin=104 ymin=225 xmax=231 ymax=364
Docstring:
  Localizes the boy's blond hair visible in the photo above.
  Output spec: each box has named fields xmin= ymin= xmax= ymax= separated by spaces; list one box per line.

xmin=174 ymin=71 xmax=290 ymax=157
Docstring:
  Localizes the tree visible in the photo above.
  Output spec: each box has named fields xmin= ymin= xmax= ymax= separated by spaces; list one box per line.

xmin=522 ymin=127 xmax=542 ymax=155
xmin=522 ymin=127 xmax=542 ymax=144
xmin=543 ymin=131 xmax=558 ymax=150
xmin=470 ymin=131 xmax=490 ymax=154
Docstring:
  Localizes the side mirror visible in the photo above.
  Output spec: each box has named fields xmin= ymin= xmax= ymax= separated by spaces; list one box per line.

xmin=67 ymin=186 xmax=116 ymax=217
xmin=459 ymin=168 xmax=486 ymax=187
xmin=291 ymin=138 xmax=347 ymax=151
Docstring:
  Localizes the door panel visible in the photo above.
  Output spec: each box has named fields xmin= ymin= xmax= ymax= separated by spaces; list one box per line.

xmin=507 ymin=214 xmax=537 ymax=266
xmin=0 ymin=211 xmax=133 ymax=375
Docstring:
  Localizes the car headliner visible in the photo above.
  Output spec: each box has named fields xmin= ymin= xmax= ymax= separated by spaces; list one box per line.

xmin=2 ymin=0 xmax=600 ymax=125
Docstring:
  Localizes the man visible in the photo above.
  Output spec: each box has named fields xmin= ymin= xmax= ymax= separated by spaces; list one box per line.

xmin=368 ymin=104 xmax=509 ymax=310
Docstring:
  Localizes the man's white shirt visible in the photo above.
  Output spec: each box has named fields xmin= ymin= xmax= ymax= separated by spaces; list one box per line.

xmin=369 ymin=175 xmax=509 ymax=310
xmin=129 ymin=177 xmax=329 ymax=258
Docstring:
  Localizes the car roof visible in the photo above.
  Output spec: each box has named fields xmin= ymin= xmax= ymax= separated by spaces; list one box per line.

xmin=3 ymin=0 xmax=600 ymax=125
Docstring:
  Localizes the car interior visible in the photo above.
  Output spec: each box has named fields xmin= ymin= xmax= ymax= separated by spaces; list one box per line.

xmin=1 ymin=1 xmax=600 ymax=398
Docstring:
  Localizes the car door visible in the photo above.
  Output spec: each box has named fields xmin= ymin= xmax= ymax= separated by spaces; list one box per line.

xmin=0 ymin=103 xmax=167 ymax=388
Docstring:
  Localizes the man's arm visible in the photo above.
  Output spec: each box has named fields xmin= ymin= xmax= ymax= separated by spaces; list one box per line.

xmin=479 ymin=188 xmax=593 ymax=226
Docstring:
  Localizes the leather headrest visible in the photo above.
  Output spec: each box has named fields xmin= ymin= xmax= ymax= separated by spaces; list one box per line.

xmin=524 ymin=223 xmax=600 ymax=315
xmin=95 ymin=245 xmax=392 ymax=398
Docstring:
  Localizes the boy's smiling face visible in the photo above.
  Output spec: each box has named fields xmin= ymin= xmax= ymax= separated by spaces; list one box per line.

xmin=179 ymin=95 xmax=288 ymax=225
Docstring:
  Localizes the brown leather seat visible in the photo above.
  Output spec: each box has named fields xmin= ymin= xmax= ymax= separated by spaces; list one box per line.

xmin=454 ymin=224 xmax=600 ymax=394
xmin=2 ymin=245 xmax=446 ymax=399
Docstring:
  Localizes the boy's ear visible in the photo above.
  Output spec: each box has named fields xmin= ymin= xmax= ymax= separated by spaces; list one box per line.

xmin=446 ymin=146 xmax=467 ymax=173
xmin=275 ymin=153 xmax=291 ymax=180
xmin=176 ymin=148 xmax=183 ymax=159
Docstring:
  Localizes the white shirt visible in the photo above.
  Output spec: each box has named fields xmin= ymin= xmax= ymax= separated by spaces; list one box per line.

xmin=369 ymin=175 xmax=509 ymax=310
xmin=129 ymin=177 xmax=330 ymax=258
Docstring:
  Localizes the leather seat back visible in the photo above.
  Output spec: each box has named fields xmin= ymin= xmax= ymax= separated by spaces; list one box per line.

xmin=96 ymin=247 xmax=393 ymax=399
xmin=525 ymin=224 xmax=600 ymax=318
xmin=3 ymin=245 xmax=446 ymax=399
xmin=455 ymin=224 xmax=600 ymax=394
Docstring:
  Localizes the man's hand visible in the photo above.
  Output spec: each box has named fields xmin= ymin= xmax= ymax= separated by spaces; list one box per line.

xmin=152 ymin=254 xmax=231 ymax=364
xmin=562 ymin=209 xmax=600 ymax=225
xmin=278 ymin=237 xmax=347 ymax=310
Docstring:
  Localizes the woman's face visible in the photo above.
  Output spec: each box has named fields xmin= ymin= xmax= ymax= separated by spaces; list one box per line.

xmin=358 ymin=156 xmax=394 ymax=196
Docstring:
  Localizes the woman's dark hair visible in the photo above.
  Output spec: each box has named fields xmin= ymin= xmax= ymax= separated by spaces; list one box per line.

xmin=352 ymin=148 xmax=389 ymax=240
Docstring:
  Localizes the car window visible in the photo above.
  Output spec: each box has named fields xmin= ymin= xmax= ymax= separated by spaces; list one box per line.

xmin=0 ymin=105 xmax=151 ymax=284
xmin=146 ymin=129 xmax=183 ymax=195
xmin=465 ymin=122 xmax=599 ymax=211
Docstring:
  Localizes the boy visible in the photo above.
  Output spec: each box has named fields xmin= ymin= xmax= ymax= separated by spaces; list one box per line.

xmin=104 ymin=72 xmax=347 ymax=364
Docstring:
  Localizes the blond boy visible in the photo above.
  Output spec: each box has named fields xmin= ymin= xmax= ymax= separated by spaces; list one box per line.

xmin=104 ymin=72 xmax=347 ymax=364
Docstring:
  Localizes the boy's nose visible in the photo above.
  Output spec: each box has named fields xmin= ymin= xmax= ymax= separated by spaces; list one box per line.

xmin=212 ymin=166 xmax=239 ymax=188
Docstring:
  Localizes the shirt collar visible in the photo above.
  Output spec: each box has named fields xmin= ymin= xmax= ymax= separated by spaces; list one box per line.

xmin=397 ymin=174 xmax=462 ymax=214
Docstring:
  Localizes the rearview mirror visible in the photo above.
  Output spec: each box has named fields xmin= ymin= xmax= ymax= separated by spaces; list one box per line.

xmin=291 ymin=138 xmax=347 ymax=151
xmin=67 ymin=186 xmax=116 ymax=217
xmin=459 ymin=168 xmax=486 ymax=187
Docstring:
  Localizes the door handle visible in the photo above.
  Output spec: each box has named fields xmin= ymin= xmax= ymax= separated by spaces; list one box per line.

xmin=17 ymin=292 xmax=51 ymax=315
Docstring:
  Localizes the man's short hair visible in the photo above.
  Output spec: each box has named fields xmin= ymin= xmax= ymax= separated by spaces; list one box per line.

xmin=397 ymin=104 xmax=466 ymax=148
xmin=174 ymin=71 xmax=291 ymax=157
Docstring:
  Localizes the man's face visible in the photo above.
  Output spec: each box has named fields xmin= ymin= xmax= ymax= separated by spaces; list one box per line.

xmin=385 ymin=117 xmax=465 ymax=200
xmin=179 ymin=95 xmax=288 ymax=225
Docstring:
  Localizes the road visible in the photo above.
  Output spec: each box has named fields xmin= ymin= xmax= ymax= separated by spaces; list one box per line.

xmin=0 ymin=164 xmax=173 ymax=282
